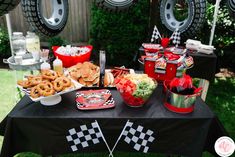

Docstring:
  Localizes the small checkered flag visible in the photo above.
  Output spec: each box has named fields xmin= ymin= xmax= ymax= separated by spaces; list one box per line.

xmin=170 ymin=28 xmax=181 ymax=46
xmin=66 ymin=121 xmax=113 ymax=156
xmin=109 ymin=120 xmax=155 ymax=156
xmin=151 ymin=25 xmax=162 ymax=43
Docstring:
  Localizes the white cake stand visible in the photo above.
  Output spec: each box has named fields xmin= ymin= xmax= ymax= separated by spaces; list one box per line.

xmin=40 ymin=95 xmax=62 ymax=106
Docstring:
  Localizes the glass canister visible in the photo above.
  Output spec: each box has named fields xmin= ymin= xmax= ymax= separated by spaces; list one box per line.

xmin=26 ymin=32 xmax=40 ymax=61
xmin=11 ymin=32 xmax=26 ymax=56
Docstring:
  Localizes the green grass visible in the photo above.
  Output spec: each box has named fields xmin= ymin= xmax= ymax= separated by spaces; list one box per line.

xmin=0 ymin=69 xmax=234 ymax=157
xmin=206 ymin=78 xmax=235 ymax=140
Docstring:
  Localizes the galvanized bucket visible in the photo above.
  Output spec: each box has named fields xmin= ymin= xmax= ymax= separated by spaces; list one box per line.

xmin=164 ymin=81 xmax=201 ymax=114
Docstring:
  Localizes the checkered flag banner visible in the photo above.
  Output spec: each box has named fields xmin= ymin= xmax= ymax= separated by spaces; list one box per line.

xmin=170 ymin=28 xmax=181 ymax=46
xmin=66 ymin=121 xmax=102 ymax=151
xmin=109 ymin=120 xmax=155 ymax=156
xmin=122 ymin=121 xmax=155 ymax=153
xmin=151 ymin=25 xmax=162 ymax=43
xmin=66 ymin=120 xmax=113 ymax=156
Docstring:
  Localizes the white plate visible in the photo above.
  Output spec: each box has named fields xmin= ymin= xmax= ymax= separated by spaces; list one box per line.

xmin=19 ymin=79 xmax=83 ymax=103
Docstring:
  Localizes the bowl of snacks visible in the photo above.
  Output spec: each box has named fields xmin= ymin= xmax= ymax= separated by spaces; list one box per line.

xmin=115 ymin=74 xmax=157 ymax=107
xmin=52 ymin=45 xmax=92 ymax=68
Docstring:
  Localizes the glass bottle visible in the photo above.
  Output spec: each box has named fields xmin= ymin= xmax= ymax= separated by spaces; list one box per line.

xmin=26 ymin=32 xmax=40 ymax=61
xmin=11 ymin=32 xmax=26 ymax=56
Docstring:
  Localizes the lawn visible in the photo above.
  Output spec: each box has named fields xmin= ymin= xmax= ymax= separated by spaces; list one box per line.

xmin=0 ymin=69 xmax=234 ymax=157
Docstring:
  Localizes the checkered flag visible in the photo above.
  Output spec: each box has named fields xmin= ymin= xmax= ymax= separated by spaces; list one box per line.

xmin=109 ymin=120 xmax=155 ymax=156
xmin=122 ymin=121 xmax=155 ymax=153
xmin=66 ymin=122 xmax=102 ymax=151
xmin=170 ymin=28 xmax=181 ymax=46
xmin=66 ymin=121 xmax=113 ymax=156
xmin=151 ymin=25 xmax=162 ymax=43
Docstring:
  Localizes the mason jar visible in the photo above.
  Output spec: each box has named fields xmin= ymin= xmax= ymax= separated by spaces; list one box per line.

xmin=26 ymin=32 xmax=40 ymax=61
xmin=11 ymin=32 xmax=26 ymax=56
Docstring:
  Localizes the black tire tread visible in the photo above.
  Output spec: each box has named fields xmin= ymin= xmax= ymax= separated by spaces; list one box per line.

xmin=159 ymin=0 xmax=206 ymax=39
xmin=21 ymin=0 xmax=69 ymax=37
xmin=227 ymin=0 xmax=235 ymax=19
xmin=0 ymin=0 xmax=21 ymax=16
xmin=95 ymin=0 xmax=137 ymax=12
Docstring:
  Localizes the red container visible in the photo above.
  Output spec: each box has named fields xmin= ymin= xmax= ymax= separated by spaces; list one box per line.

xmin=52 ymin=45 xmax=93 ymax=68
xmin=144 ymin=58 xmax=179 ymax=82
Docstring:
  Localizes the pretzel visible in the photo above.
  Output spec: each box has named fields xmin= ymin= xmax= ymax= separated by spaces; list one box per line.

xmin=30 ymin=86 xmax=40 ymax=98
xmin=53 ymin=76 xmax=72 ymax=92
xmin=36 ymin=82 xmax=55 ymax=96
xmin=60 ymin=76 xmax=71 ymax=87
xmin=17 ymin=80 xmax=32 ymax=88
xmin=29 ymin=76 xmax=42 ymax=86
xmin=42 ymin=70 xmax=58 ymax=80
xmin=53 ymin=79 xmax=64 ymax=92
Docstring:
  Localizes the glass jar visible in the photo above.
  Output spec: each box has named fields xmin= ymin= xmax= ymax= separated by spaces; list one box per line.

xmin=12 ymin=32 xmax=26 ymax=56
xmin=26 ymin=32 xmax=40 ymax=61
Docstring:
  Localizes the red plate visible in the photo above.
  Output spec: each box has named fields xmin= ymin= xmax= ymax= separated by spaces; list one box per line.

xmin=76 ymin=89 xmax=115 ymax=110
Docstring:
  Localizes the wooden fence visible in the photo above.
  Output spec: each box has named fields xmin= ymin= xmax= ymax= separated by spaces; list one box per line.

xmin=0 ymin=0 xmax=92 ymax=43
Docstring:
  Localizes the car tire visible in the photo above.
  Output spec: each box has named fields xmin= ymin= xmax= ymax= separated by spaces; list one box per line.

xmin=21 ymin=0 xmax=69 ymax=37
xmin=95 ymin=0 xmax=137 ymax=11
xmin=160 ymin=0 xmax=206 ymax=38
xmin=0 ymin=0 xmax=21 ymax=16
xmin=227 ymin=0 xmax=235 ymax=19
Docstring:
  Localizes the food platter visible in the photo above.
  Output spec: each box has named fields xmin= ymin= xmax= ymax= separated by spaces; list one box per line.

xmin=19 ymin=79 xmax=83 ymax=105
xmin=67 ymin=62 xmax=135 ymax=88
xmin=19 ymin=79 xmax=83 ymax=106
xmin=17 ymin=70 xmax=84 ymax=106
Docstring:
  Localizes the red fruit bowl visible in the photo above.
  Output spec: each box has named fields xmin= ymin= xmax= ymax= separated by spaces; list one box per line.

xmin=52 ymin=45 xmax=93 ymax=68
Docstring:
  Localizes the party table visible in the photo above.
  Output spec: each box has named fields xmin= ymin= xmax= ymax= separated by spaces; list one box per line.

xmin=0 ymin=86 xmax=226 ymax=157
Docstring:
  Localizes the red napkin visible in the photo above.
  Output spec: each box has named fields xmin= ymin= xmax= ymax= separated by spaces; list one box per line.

xmin=169 ymin=74 xmax=193 ymax=92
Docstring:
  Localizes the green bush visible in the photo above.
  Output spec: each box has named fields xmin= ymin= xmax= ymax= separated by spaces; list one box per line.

xmin=0 ymin=27 xmax=11 ymax=58
xmin=89 ymin=1 xmax=150 ymax=67
xmin=47 ymin=36 xmax=68 ymax=57
xmin=199 ymin=3 xmax=235 ymax=70
xmin=47 ymin=36 xmax=67 ymax=51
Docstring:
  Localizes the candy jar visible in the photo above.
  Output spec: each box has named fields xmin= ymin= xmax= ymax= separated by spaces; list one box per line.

xmin=12 ymin=32 xmax=26 ymax=56
xmin=53 ymin=57 xmax=63 ymax=74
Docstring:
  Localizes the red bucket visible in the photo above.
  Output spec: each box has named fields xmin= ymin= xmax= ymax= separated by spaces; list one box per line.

xmin=52 ymin=45 xmax=93 ymax=68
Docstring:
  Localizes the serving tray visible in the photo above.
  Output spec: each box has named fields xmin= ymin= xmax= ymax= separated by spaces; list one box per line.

xmin=76 ymin=89 xmax=115 ymax=110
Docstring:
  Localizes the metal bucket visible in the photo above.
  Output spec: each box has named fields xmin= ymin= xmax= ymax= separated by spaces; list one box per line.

xmin=3 ymin=53 xmax=43 ymax=71
xmin=164 ymin=81 xmax=201 ymax=114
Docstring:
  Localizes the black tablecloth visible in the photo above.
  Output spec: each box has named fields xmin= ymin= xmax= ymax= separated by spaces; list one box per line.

xmin=0 ymin=86 xmax=226 ymax=157
xmin=137 ymin=47 xmax=217 ymax=82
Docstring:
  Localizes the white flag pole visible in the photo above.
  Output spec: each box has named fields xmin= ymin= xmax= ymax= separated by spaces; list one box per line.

xmin=209 ymin=0 xmax=222 ymax=45
xmin=95 ymin=120 xmax=114 ymax=157
xmin=108 ymin=120 xmax=130 ymax=157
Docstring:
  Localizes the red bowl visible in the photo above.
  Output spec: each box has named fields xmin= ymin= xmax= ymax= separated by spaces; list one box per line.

xmin=52 ymin=45 xmax=93 ymax=68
